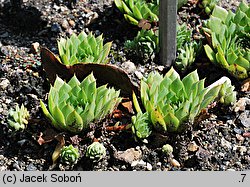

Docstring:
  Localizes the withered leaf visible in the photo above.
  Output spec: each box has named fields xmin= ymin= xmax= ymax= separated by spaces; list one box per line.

xmin=40 ymin=47 xmax=138 ymax=97
xmin=52 ymin=134 xmax=65 ymax=165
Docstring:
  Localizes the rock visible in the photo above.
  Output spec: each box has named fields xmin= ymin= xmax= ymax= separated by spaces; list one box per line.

xmin=121 ymin=61 xmax=136 ymax=74
xmin=236 ymin=134 xmax=245 ymax=141
xmin=243 ymin=132 xmax=250 ymax=137
xmin=30 ymin=42 xmax=40 ymax=54
xmin=233 ymin=128 xmax=243 ymax=134
xmin=157 ymin=162 xmax=162 ymax=167
xmin=187 ymin=141 xmax=199 ymax=152
xmin=195 ymin=147 xmax=211 ymax=159
xmin=0 ymin=32 xmax=9 ymax=38
xmin=51 ymin=23 xmax=62 ymax=33
xmin=61 ymin=19 xmax=69 ymax=29
xmin=131 ymin=161 xmax=138 ymax=167
xmin=69 ymin=20 xmax=76 ymax=27
xmin=238 ymin=110 xmax=250 ymax=128
xmin=146 ymin=163 xmax=153 ymax=171
xmin=221 ymin=137 xmax=232 ymax=149
xmin=135 ymin=71 xmax=143 ymax=79
xmin=233 ymin=97 xmax=250 ymax=112
xmin=0 ymin=78 xmax=10 ymax=89
xmin=170 ymin=159 xmax=180 ymax=167
xmin=137 ymin=160 xmax=146 ymax=167
xmin=26 ymin=163 xmax=37 ymax=171
xmin=115 ymin=148 xmax=142 ymax=164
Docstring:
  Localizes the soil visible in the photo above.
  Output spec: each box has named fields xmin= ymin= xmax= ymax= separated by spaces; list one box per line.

xmin=0 ymin=0 xmax=250 ymax=171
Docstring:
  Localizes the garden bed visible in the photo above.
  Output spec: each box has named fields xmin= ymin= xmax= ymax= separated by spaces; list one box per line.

xmin=0 ymin=0 xmax=249 ymax=171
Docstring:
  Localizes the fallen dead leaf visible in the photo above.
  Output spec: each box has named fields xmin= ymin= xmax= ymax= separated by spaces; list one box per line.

xmin=241 ymin=78 xmax=250 ymax=92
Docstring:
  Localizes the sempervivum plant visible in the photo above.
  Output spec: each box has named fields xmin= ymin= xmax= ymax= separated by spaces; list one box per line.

xmin=124 ymin=29 xmax=159 ymax=62
xmin=132 ymin=68 xmax=236 ymax=137
xmin=199 ymin=0 xmax=219 ymax=15
xmin=60 ymin=145 xmax=80 ymax=164
xmin=131 ymin=111 xmax=152 ymax=139
xmin=57 ymin=31 xmax=112 ymax=65
xmin=40 ymin=73 xmax=121 ymax=133
xmin=85 ymin=142 xmax=106 ymax=161
xmin=176 ymin=23 xmax=201 ymax=71
xmin=8 ymin=104 xmax=30 ymax=131
xmin=114 ymin=0 xmax=159 ymax=26
xmin=203 ymin=2 xmax=250 ymax=79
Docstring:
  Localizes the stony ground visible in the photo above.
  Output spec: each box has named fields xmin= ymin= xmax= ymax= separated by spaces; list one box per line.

xmin=0 ymin=0 xmax=250 ymax=171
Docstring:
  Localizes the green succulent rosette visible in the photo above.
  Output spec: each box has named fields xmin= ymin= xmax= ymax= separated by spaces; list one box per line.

xmin=176 ymin=23 xmax=202 ymax=71
xmin=114 ymin=0 xmax=159 ymax=26
xmin=8 ymin=104 xmax=30 ymax=131
xmin=40 ymin=73 xmax=121 ymax=133
xmin=138 ymin=68 xmax=236 ymax=133
xmin=199 ymin=0 xmax=219 ymax=15
xmin=203 ymin=2 xmax=250 ymax=79
xmin=60 ymin=144 xmax=80 ymax=164
xmin=85 ymin=142 xmax=106 ymax=161
xmin=57 ymin=31 xmax=112 ymax=65
xmin=131 ymin=111 xmax=152 ymax=139
xmin=125 ymin=29 xmax=159 ymax=62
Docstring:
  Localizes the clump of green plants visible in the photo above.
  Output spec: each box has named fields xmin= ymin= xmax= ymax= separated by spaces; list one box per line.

xmin=132 ymin=68 xmax=236 ymax=139
xmin=114 ymin=0 xmax=189 ymax=26
xmin=124 ymin=23 xmax=201 ymax=68
xmin=114 ymin=0 xmax=159 ymax=26
xmin=8 ymin=104 xmax=30 ymax=131
xmin=40 ymin=73 xmax=121 ymax=133
xmin=60 ymin=144 xmax=80 ymax=164
xmin=203 ymin=2 xmax=250 ymax=79
xmin=57 ymin=31 xmax=112 ymax=65
xmin=85 ymin=142 xmax=106 ymax=161
xmin=131 ymin=111 xmax=151 ymax=139
xmin=176 ymin=23 xmax=202 ymax=71
xmin=199 ymin=0 xmax=220 ymax=15
xmin=125 ymin=29 xmax=159 ymax=62
xmin=162 ymin=144 xmax=174 ymax=156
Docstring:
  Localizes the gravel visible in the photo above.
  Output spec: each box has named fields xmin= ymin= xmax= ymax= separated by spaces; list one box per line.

xmin=0 ymin=0 xmax=249 ymax=171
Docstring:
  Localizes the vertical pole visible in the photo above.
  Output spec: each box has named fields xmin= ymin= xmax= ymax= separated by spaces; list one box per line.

xmin=159 ymin=0 xmax=177 ymax=67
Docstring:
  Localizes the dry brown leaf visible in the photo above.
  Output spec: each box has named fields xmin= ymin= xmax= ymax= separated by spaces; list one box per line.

xmin=241 ymin=78 xmax=250 ymax=92
xmin=37 ymin=128 xmax=60 ymax=145
xmin=52 ymin=135 xmax=65 ymax=165
xmin=40 ymin=47 xmax=138 ymax=97
xmin=121 ymin=100 xmax=134 ymax=114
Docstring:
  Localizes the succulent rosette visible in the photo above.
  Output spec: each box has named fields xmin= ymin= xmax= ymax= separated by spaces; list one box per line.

xmin=114 ymin=0 xmax=159 ymax=26
xmin=203 ymin=2 xmax=250 ymax=79
xmin=60 ymin=145 xmax=80 ymax=164
xmin=85 ymin=142 xmax=106 ymax=161
xmin=57 ymin=31 xmax=112 ymax=65
xmin=8 ymin=104 xmax=30 ymax=131
xmin=132 ymin=68 xmax=236 ymax=138
xmin=40 ymin=73 xmax=121 ymax=133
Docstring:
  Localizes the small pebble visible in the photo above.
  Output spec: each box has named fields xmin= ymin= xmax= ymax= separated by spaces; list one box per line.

xmin=69 ymin=20 xmax=76 ymax=27
xmin=187 ymin=141 xmax=199 ymax=152
xmin=0 ymin=78 xmax=10 ymax=89
xmin=243 ymin=132 xmax=250 ymax=137
xmin=170 ymin=159 xmax=180 ymax=167
xmin=137 ymin=160 xmax=146 ymax=167
xmin=146 ymin=163 xmax=153 ymax=171
xmin=131 ymin=161 xmax=138 ymax=167
xmin=236 ymin=134 xmax=245 ymax=141
xmin=30 ymin=42 xmax=40 ymax=54
xmin=51 ymin=23 xmax=62 ymax=33
xmin=134 ymin=71 xmax=143 ymax=79
xmin=61 ymin=19 xmax=69 ymax=29
xmin=121 ymin=61 xmax=136 ymax=74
